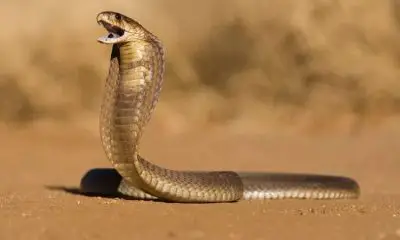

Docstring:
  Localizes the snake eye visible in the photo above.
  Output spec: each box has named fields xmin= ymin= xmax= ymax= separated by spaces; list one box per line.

xmin=115 ymin=13 xmax=121 ymax=21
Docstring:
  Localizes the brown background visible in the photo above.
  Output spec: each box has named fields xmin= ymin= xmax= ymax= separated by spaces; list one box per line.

xmin=1 ymin=0 xmax=400 ymax=239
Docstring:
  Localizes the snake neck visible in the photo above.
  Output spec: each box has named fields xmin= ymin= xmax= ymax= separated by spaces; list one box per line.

xmin=101 ymin=41 xmax=164 ymax=143
xmin=99 ymin=40 xmax=166 ymax=193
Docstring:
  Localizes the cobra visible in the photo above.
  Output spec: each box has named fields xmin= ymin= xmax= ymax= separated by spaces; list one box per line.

xmin=79 ymin=11 xmax=360 ymax=203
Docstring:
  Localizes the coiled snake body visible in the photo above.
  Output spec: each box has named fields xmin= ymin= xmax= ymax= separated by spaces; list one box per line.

xmin=80 ymin=11 xmax=360 ymax=203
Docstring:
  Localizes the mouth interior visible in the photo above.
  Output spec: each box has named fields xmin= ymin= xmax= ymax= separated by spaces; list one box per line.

xmin=99 ymin=20 xmax=125 ymax=39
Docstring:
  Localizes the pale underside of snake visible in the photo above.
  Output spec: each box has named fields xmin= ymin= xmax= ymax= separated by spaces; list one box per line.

xmin=79 ymin=11 xmax=360 ymax=203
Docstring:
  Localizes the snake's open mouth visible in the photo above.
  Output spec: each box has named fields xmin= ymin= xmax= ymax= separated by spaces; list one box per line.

xmin=97 ymin=20 xmax=125 ymax=44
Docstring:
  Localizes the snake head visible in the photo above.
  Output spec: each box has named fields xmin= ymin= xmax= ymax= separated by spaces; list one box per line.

xmin=96 ymin=11 xmax=148 ymax=44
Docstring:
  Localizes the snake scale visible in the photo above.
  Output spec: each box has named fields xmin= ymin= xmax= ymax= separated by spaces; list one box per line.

xmin=79 ymin=11 xmax=360 ymax=203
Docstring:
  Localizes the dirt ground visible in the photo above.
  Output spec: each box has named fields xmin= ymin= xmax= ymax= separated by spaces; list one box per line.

xmin=0 ymin=121 xmax=400 ymax=240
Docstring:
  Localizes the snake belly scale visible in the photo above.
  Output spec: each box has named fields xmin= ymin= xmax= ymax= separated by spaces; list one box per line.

xmin=79 ymin=11 xmax=360 ymax=203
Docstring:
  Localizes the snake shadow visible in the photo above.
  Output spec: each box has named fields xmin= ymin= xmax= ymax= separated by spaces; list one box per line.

xmin=45 ymin=168 xmax=177 ymax=203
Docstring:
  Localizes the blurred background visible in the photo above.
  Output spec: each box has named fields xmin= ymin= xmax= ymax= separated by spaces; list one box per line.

xmin=1 ymin=0 xmax=400 ymax=135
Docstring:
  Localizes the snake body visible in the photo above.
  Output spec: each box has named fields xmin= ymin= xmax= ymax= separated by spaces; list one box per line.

xmin=80 ymin=11 xmax=360 ymax=203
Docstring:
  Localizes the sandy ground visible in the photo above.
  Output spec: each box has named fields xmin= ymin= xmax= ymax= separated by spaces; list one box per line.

xmin=0 ymin=122 xmax=399 ymax=240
